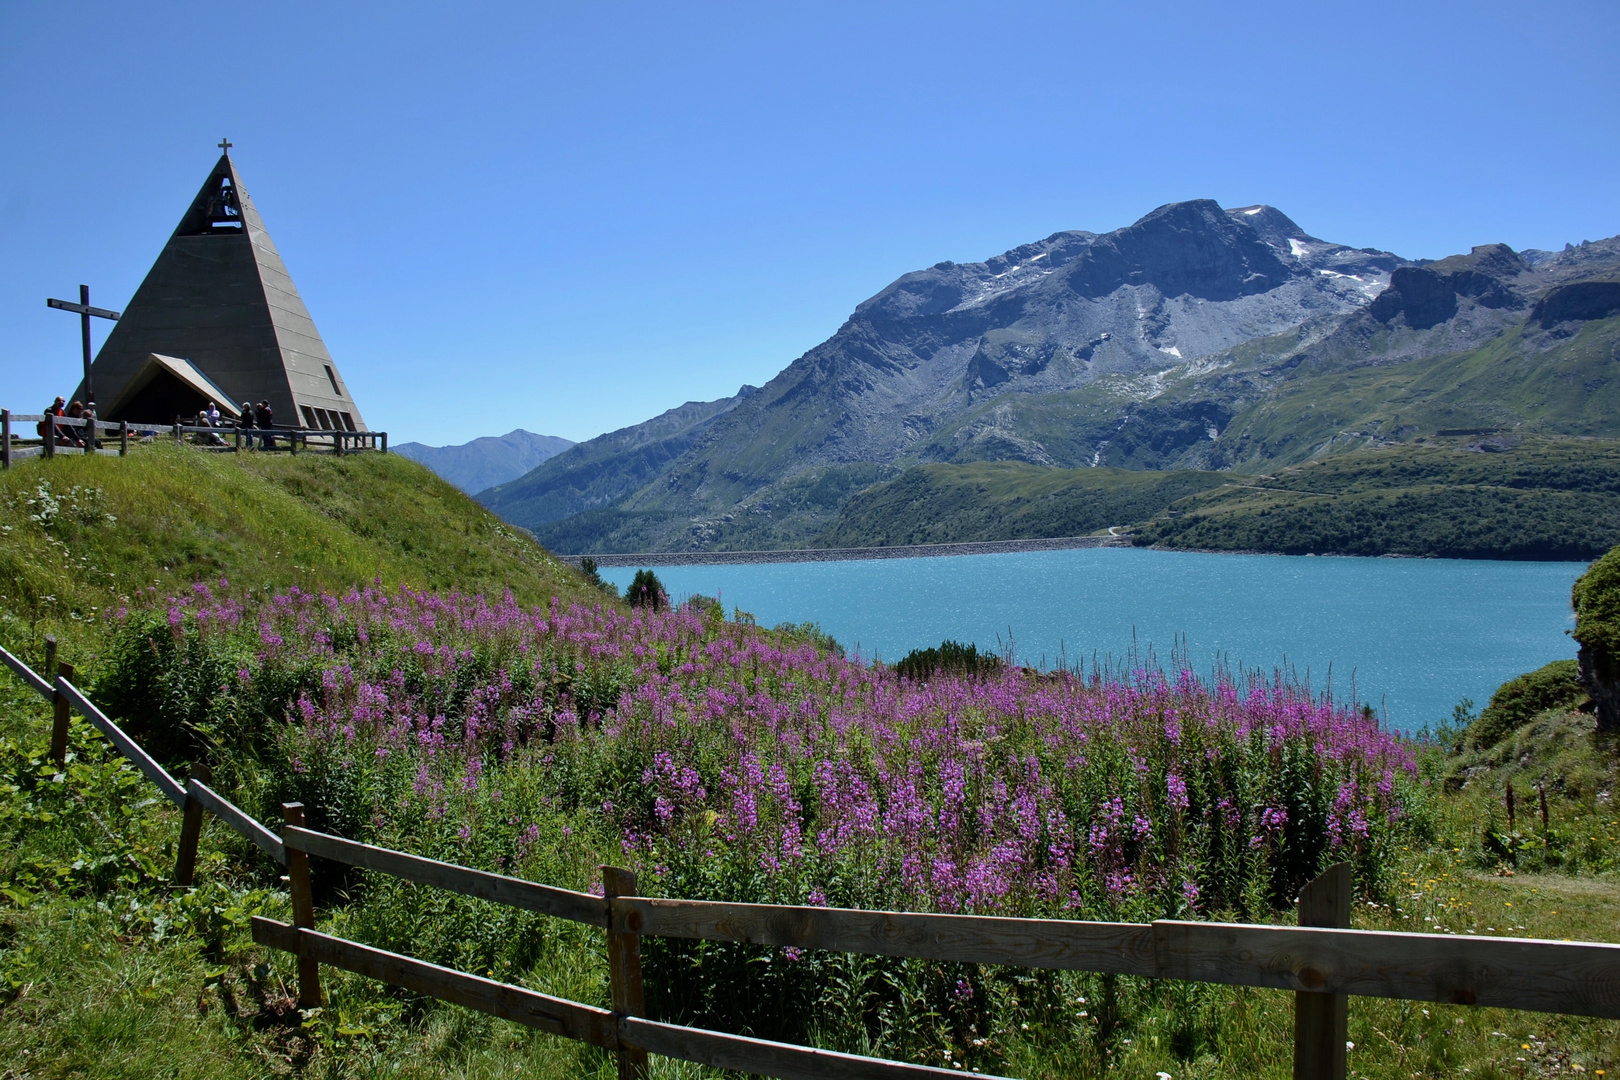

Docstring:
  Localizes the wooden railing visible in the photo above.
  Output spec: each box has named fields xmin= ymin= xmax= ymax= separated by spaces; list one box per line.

xmin=0 ymin=408 xmax=387 ymax=468
xmin=5 ymin=639 xmax=1620 ymax=1080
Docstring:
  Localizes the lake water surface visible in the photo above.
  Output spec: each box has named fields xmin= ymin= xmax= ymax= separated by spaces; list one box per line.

xmin=599 ymin=549 xmax=1587 ymax=732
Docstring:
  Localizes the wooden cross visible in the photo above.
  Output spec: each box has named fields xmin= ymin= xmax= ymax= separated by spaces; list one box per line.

xmin=218 ymin=137 xmax=232 ymax=154
xmin=46 ymin=285 xmax=120 ymax=404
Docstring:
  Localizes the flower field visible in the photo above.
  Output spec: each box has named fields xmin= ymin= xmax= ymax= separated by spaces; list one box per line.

xmin=96 ymin=581 xmax=1429 ymax=1067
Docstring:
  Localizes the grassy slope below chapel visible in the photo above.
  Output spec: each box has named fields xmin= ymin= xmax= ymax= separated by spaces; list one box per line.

xmin=0 ymin=443 xmax=601 ymax=663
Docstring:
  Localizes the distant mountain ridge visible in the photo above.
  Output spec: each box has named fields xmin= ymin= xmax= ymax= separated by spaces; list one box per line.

xmin=394 ymin=430 xmax=575 ymax=494
xmin=476 ymin=200 xmax=1620 ymax=555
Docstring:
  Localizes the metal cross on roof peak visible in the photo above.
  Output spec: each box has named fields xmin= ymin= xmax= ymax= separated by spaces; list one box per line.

xmin=218 ymin=137 xmax=232 ymax=155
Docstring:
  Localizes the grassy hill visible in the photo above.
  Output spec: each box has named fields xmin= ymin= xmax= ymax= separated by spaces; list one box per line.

xmin=1208 ymin=313 xmax=1620 ymax=469
xmin=0 ymin=443 xmax=599 ymax=663
xmin=1135 ymin=436 xmax=1620 ymax=558
xmin=816 ymin=437 xmax=1620 ymax=559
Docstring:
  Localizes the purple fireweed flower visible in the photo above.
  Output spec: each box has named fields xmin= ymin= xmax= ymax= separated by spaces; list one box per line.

xmin=140 ymin=581 xmax=1418 ymax=921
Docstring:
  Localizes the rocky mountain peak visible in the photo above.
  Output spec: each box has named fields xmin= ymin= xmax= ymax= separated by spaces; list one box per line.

xmin=1058 ymin=199 xmax=1298 ymax=301
xmin=1225 ymin=204 xmax=1312 ymax=251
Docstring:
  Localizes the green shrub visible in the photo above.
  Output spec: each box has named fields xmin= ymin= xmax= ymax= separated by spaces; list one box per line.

xmin=770 ymin=620 xmax=844 ymax=657
xmin=1466 ymin=659 xmax=1585 ymax=750
xmin=624 ymin=569 xmax=666 ymax=610
xmin=1573 ymin=545 xmax=1620 ymax=730
xmin=892 ymin=639 xmax=1001 ymax=682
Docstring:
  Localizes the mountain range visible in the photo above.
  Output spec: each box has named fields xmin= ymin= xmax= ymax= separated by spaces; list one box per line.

xmin=476 ymin=200 xmax=1620 ymax=555
xmin=394 ymin=429 xmax=574 ymax=494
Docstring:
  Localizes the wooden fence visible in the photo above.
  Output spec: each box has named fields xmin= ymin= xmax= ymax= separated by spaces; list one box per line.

xmin=5 ymin=639 xmax=1620 ymax=1080
xmin=0 ymin=408 xmax=387 ymax=469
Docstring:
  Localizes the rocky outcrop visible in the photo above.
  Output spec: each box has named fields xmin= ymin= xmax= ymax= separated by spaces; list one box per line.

xmin=1532 ymin=281 xmax=1620 ymax=328
xmin=1367 ymin=244 xmax=1531 ymax=330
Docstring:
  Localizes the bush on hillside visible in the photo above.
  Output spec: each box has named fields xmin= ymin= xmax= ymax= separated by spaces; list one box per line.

xmin=1573 ymin=545 xmax=1620 ymax=731
xmin=1466 ymin=659 xmax=1585 ymax=750
xmin=892 ymin=639 xmax=1001 ymax=682
xmin=771 ymin=620 xmax=844 ymax=657
xmin=624 ymin=568 xmax=666 ymax=610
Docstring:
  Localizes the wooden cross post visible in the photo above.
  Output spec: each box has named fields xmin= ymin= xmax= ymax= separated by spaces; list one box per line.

xmin=1294 ymin=862 xmax=1352 ymax=1080
xmin=50 ymin=660 xmax=75 ymax=768
xmin=603 ymin=865 xmax=649 ymax=1080
xmin=46 ymin=286 xmax=120 ymax=405
xmin=175 ymin=761 xmax=211 ymax=887
xmin=283 ymin=803 xmax=324 ymax=1008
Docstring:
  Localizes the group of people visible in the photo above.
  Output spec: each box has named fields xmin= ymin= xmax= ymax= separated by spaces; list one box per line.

xmin=235 ymin=400 xmax=277 ymax=449
xmin=37 ymin=395 xmax=281 ymax=451
xmin=39 ymin=395 xmax=97 ymax=448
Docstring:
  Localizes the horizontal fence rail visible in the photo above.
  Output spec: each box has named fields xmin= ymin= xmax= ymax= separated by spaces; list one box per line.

xmin=618 ymin=896 xmax=1158 ymax=975
xmin=250 ymin=919 xmax=975 ymax=1080
xmin=190 ymin=779 xmax=287 ymax=866
xmin=55 ymin=676 xmax=186 ymax=806
xmin=1 ymin=406 xmax=386 ymax=466
xmin=281 ymin=825 xmax=604 ymax=927
xmin=284 ymin=825 xmax=1620 ymax=1020
xmin=7 ymin=638 xmax=1620 ymax=1080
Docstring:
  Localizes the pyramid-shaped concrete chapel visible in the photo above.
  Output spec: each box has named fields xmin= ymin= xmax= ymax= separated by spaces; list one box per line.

xmin=75 ymin=145 xmax=367 ymax=432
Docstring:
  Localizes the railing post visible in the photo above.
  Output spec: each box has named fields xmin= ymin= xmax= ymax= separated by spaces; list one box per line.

xmin=44 ymin=412 xmax=55 ymax=458
xmin=50 ymin=658 xmax=74 ymax=768
xmin=119 ymin=420 xmax=128 ymax=457
xmin=175 ymin=761 xmax=211 ymax=886
xmin=2 ymin=409 xmax=10 ymax=469
xmin=289 ymin=429 xmax=297 ymax=456
xmin=283 ymin=803 xmax=324 ymax=1008
xmin=173 ymin=417 xmax=182 ymax=444
xmin=380 ymin=431 xmax=387 ymax=454
xmin=603 ymin=865 xmax=649 ymax=1080
xmin=334 ymin=429 xmax=343 ymax=456
xmin=43 ymin=636 xmax=59 ymax=756
xmin=1294 ymin=862 xmax=1351 ymax=1080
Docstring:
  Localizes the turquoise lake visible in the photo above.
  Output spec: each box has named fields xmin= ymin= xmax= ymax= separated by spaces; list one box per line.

xmin=598 ymin=549 xmax=1588 ymax=732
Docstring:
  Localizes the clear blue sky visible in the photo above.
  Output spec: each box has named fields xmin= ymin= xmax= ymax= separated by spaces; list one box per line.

xmin=3 ymin=1 xmax=1616 ymax=446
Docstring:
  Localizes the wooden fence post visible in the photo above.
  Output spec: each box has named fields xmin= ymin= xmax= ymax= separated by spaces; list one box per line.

xmin=174 ymin=762 xmax=211 ymax=887
xmin=50 ymin=658 xmax=74 ymax=768
xmin=380 ymin=431 xmax=387 ymax=454
xmin=44 ymin=413 xmax=55 ymax=458
xmin=603 ymin=865 xmax=649 ymax=1080
xmin=1294 ymin=862 xmax=1352 ymax=1080
xmin=2 ymin=409 xmax=10 ymax=470
xmin=283 ymin=803 xmax=324 ymax=1008
xmin=119 ymin=420 xmax=128 ymax=457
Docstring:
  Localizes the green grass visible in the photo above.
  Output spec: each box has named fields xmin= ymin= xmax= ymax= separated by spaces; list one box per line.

xmin=0 ymin=442 xmax=600 ymax=666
